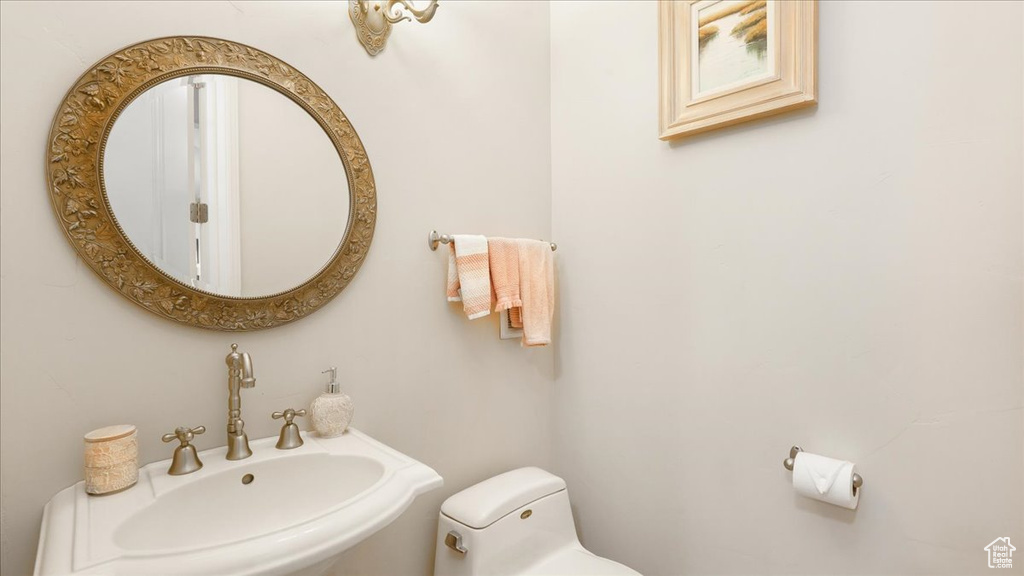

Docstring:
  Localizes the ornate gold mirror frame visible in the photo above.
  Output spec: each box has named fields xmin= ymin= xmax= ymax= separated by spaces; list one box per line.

xmin=46 ymin=36 xmax=376 ymax=331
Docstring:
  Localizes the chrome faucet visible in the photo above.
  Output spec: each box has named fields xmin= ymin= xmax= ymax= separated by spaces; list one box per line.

xmin=225 ymin=343 xmax=256 ymax=460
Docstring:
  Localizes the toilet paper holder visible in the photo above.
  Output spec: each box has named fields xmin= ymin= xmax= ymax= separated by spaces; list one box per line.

xmin=783 ymin=446 xmax=863 ymax=495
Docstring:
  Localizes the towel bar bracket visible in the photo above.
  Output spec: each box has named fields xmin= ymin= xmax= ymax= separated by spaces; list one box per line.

xmin=428 ymin=230 xmax=452 ymax=251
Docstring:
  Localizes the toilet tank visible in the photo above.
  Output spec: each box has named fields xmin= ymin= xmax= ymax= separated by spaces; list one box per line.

xmin=434 ymin=467 xmax=581 ymax=576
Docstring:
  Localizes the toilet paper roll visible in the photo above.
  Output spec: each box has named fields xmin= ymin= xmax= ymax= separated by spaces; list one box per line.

xmin=792 ymin=451 xmax=859 ymax=510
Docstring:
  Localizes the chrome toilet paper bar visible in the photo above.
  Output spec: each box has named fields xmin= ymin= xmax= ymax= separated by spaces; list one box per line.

xmin=783 ymin=445 xmax=863 ymax=494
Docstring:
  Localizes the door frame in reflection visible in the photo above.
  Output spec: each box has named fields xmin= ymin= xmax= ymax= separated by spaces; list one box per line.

xmin=188 ymin=74 xmax=242 ymax=295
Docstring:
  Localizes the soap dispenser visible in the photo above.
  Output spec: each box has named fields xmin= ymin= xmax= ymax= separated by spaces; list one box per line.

xmin=309 ymin=367 xmax=353 ymax=438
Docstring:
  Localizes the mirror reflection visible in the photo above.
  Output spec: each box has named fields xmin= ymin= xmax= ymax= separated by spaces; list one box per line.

xmin=104 ymin=74 xmax=350 ymax=298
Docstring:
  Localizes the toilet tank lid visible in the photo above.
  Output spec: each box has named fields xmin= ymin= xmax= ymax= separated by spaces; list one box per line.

xmin=441 ymin=467 xmax=566 ymax=529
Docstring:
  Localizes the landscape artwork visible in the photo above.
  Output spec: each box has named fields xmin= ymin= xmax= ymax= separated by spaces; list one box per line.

xmin=660 ymin=0 xmax=816 ymax=140
xmin=695 ymin=0 xmax=773 ymax=96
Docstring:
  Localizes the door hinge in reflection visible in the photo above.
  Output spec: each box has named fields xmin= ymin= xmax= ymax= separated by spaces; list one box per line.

xmin=189 ymin=202 xmax=209 ymax=224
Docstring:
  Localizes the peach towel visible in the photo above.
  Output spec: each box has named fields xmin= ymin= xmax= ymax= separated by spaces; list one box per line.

xmin=487 ymin=238 xmax=522 ymax=313
xmin=517 ymin=239 xmax=554 ymax=346
xmin=446 ymin=235 xmax=491 ymax=319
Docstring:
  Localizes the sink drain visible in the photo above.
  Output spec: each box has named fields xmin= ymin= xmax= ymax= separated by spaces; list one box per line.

xmin=241 ymin=473 xmax=254 ymax=485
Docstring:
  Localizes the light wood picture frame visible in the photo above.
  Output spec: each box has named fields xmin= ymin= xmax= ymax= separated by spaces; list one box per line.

xmin=659 ymin=0 xmax=817 ymax=140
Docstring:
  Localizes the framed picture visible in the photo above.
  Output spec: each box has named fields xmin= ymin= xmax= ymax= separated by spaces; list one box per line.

xmin=658 ymin=0 xmax=817 ymax=140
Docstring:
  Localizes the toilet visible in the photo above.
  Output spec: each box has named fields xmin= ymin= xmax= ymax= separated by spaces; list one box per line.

xmin=434 ymin=467 xmax=641 ymax=576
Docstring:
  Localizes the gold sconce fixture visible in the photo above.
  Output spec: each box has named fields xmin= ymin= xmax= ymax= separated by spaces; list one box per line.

xmin=349 ymin=0 xmax=439 ymax=56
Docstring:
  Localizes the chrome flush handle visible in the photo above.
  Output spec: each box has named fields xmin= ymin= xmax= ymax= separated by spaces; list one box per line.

xmin=444 ymin=530 xmax=468 ymax=555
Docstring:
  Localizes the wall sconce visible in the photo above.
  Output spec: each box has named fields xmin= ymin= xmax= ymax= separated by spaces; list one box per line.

xmin=349 ymin=0 xmax=439 ymax=56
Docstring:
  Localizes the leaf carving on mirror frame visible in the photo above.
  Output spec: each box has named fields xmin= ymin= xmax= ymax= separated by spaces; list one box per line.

xmin=127 ymin=48 xmax=165 ymax=73
xmin=83 ymin=241 xmax=103 ymax=259
xmin=129 ymin=278 xmax=160 ymax=299
xmin=96 ymin=58 xmax=135 ymax=88
xmin=64 ymin=197 xmax=84 ymax=215
xmin=58 ymin=113 xmax=78 ymax=129
xmin=222 ymin=48 xmax=248 ymax=65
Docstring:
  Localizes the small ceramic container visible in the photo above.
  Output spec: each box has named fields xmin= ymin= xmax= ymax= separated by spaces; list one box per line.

xmin=83 ymin=424 xmax=138 ymax=495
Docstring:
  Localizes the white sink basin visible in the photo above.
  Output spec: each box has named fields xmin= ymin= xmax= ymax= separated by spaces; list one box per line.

xmin=114 ymin=454 xmax=384 ymax=552
xmin=35 ymin=429 xmax=442 ymax=575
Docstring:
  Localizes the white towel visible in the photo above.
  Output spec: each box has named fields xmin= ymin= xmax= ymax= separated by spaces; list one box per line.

xmin=446 ymin=243 xmax=461 ymax=302
xmin=447 ymin=235 xmax=492 ymax=319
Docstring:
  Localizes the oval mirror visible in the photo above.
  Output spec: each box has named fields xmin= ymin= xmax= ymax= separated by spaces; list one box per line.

xmin=104 ymin=74 xmax=350 ymax=297
xmin=46 ymin=37 xmax=376 ymax=331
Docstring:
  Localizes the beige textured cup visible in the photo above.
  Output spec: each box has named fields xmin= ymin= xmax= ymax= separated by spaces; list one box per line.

xmin=83 ymin=424 xmax=138 ymax=495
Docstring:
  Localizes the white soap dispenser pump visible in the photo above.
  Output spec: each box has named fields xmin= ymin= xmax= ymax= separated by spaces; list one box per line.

xmin=309 ymin=367 xmax=353 ymax=438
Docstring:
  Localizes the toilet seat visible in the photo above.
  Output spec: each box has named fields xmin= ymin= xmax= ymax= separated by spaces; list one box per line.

xmin=524 ymin=547 xmax=641 ymax=576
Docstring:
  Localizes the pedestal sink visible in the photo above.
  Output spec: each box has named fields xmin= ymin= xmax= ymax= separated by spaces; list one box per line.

xmin=34 ymin=429 xmax=443 ymax=575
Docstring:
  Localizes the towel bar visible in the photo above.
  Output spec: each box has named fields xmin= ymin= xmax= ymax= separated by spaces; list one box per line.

xmin=428 ymin=230 xmax=557 ymax=252
xmin=783 ymin=445 xmax=863 ymax=494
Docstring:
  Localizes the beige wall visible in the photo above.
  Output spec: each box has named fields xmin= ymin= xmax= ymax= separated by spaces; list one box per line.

xmin=550 ymin=2 xmax=1023 ymax=575
xmin=0 ymin=2 xmax=551 ymax=575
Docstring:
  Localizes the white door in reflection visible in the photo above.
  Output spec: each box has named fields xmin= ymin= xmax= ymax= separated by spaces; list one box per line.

xmin=104 ymin=77 xmax=196 ymax=286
